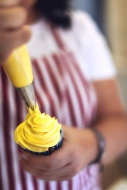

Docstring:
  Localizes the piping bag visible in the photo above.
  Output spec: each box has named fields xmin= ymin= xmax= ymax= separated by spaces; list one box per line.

xmin=2 ymin=45 xmax=36 ymax=109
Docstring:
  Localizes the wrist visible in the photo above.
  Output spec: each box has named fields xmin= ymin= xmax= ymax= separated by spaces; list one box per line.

xmin=83 ymin=129 xmax=99 ymax=164
xmin=89 ymin=128 xmax=106 ymax=167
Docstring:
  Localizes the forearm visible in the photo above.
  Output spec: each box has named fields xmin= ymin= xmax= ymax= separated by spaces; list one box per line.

xmin=93 ymin=114 xmax=127 ymax=165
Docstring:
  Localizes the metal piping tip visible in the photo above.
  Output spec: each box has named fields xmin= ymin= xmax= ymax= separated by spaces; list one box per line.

xmin=16 ymin=83 xmax=36 ymax=110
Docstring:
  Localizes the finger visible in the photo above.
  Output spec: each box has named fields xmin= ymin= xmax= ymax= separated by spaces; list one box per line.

xmin=22 ymin=141 xmax=73 ymax=171
xmin=21 ymin=157 xmax=37 ymax=177
xmin=0 ymin=7 xmax=27 ymax=30
xmin=36 ymin=174 xmax=73 ymax=181
xmin=21 ymin=158 xmax=55 ymax=179
xmin=0 ymin=26 xmax=31 ymax=48
xmin=0 ymin=26 xmax=31 ymax=63
xmin=0 ymin=0 xmax=20 ymax=7
xmin=22 ymin=158 xmax=75 ymax=181
xmin=40 ymin=162 xmax=77 ymax=180
xmin=35 ymin=163 xmax=76 ymax=181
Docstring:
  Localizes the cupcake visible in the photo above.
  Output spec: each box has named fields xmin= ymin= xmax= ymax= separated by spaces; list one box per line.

xmin=14 ymin=104 xmax=63 ymax=155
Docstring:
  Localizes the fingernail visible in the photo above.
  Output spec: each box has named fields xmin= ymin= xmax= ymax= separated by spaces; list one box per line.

xmin=22 ymin=153 xmax=27 ymax=160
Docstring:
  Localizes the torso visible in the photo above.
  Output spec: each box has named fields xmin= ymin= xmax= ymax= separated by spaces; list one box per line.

xmin=1 ymin=15 xmax=102 ymax=190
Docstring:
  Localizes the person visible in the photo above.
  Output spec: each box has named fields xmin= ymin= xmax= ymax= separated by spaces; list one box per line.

xmin=0 ymin=0 xmax=127 ymax=190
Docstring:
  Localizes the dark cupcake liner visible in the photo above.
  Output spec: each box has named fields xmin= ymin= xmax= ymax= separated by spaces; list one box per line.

xmin=23 ymin=129 xmax=63 ymax=156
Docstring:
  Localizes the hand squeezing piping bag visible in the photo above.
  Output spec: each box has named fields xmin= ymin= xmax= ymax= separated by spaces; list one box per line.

xmin=2 ymin=45 xmax=36 ymax=109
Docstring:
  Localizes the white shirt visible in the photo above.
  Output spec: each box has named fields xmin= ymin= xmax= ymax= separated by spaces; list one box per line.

xmin=28 ymin=10 xmax=116 ymax=81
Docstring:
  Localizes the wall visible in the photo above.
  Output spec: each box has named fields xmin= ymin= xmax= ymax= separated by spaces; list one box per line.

xmin=105 ymin=0 xmax=127 ymax=110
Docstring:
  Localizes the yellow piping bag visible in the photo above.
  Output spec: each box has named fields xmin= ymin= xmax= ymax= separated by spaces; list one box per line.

xmin=2 ymin=45 xmax=36 ymax=109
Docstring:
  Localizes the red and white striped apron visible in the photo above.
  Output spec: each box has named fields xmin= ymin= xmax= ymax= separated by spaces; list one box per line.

xmin=1 ymin=26 xmax=101 ymax=190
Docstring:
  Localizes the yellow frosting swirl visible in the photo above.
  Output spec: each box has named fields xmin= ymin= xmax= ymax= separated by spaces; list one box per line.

xmin=14 ymin=105 xmax=61 ymax=152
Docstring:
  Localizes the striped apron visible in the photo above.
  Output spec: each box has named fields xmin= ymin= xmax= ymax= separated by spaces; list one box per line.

xmin=1 ymin=26 xmax=101 ymax=190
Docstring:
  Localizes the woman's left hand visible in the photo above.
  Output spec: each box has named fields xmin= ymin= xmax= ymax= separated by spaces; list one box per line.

xmin=21 ymin=126 xmax=98 ymax=181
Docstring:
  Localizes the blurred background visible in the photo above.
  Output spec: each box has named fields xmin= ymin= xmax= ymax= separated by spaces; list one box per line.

xmin=71 ymin=0 xmax=127 ymax=190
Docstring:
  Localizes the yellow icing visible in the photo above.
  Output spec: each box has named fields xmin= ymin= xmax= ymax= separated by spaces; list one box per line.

xmin=14 ymin=105 xmax=61 ymax=152
xmin=2 ymin=45 xmax=33 ymax=88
